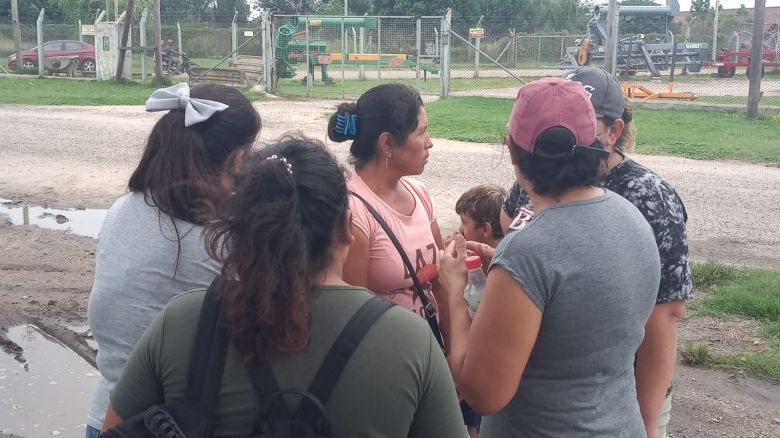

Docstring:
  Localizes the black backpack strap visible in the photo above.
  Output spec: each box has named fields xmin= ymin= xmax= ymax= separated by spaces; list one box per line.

xmin=248 ymin=361 xmax=291 ymax=422
xmin=295 ymin=296 xmax=394 ymax=424
xmin=184 ymin=277 xmax=231 ymax=417
xmin=349 ymin=191 xmax=445 ymax=350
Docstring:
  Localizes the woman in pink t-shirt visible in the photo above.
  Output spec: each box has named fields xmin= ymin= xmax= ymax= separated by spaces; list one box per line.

xmin=327 ymin=84 xmax=444 ymax=320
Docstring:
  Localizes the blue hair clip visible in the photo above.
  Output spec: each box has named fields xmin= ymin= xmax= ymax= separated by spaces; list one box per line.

xmin=334 ymin=113 xmax=358 ymax=137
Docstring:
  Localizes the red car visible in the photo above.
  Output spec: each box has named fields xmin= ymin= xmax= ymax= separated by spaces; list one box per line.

xmin=7 ymin=40 xmax=96 ymax=72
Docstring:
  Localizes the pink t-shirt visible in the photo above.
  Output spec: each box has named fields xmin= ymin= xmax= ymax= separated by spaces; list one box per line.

xmin=347 ymin=172 xmax=438 ymax=318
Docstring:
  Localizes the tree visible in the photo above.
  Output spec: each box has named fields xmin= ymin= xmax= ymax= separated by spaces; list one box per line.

xmin=690 ymin=0 xmax=711 ymax=14
xmin=1 ymin=0 xmax=66 ymax=22
xmin=253 ymin=0 xmax=321 ymax=15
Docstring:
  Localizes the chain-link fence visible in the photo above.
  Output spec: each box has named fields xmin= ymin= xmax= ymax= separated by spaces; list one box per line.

xmin=3 ymin=6 xmax=778 ymax=110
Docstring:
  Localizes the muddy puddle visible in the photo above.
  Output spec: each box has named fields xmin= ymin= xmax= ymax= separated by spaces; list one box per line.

xmin=0 ymin=324 xmax=98 ymax=438
xmin=0 ymin=199 xmax=106 ymax=239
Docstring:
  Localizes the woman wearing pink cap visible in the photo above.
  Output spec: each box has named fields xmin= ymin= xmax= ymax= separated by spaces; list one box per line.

xmin=438 ymin=77 xmax=661 ymax=437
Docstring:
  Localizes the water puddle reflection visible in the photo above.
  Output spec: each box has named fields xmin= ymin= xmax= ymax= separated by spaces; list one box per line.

xmin=0 ymin=199 xmax=106 ymax=239
xmin=0 ymin=324 xmax=98 ymax=438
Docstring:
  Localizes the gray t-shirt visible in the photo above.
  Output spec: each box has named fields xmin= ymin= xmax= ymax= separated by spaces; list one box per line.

xmin=486 ymin=191 xmax=660 ymax=438
xmin=86 ymin=191 xmax=219 ymax=429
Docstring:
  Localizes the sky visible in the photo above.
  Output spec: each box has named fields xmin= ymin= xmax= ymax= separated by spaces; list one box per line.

xmin=676 ymin=0 xmax=780 ymax=12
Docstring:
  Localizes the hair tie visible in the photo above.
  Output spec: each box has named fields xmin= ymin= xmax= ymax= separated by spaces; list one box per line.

xmin=267 ymin=154 xmax=293 ymax=174
xmin=145 ymin=83 xmax=229 ymax=127
xmin=334 ymin=113 xmax=358 ymax=137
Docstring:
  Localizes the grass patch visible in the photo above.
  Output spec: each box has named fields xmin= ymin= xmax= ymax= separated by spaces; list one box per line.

xmin=426 ymin=96 xmax=512 ymax=143
xmin=685 ymin=262 xmax=780 ymax=381
xmin=423 ymin=97 xmax=780 ymax=164
xmin=698 ymin=268 xmax=780 ymax=321
xmin=697 ymin=95 xmax=780 ymax=106
xmin=692 ymin=260 xmax=742 ymax=289
xmin=633 ymin=108 xmax=780 ymax=163
xmin=0 ymin=76 xmax=265 ymax=105
xmin=680 ymin=342 xmax=716 ymax=367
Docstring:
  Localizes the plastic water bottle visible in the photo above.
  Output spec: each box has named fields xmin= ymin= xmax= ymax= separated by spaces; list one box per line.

xmin=464 ymin=255 xmax=486 ymax=319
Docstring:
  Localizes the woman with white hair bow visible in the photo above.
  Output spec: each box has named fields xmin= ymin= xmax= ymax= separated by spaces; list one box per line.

xmin=84 ymin=83 xmax=262 ymax=438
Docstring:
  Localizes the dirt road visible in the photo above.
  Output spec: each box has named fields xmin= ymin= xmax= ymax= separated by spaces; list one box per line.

xmin=1 ymin=101 xmax=779 ymax=437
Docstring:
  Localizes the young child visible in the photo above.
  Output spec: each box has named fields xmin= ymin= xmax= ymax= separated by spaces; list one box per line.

xmin=456 ymin=183 xmax=507 ymax=249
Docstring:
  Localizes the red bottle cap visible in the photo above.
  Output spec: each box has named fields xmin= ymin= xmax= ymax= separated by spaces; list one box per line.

xmin=465 ymin=255 xmax=482 ymax=270
xmin=416 ymin=264 xmax=438 ymax=283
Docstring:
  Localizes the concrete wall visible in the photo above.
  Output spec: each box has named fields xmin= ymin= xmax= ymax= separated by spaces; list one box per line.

xmin=95 ymin=22 xmax=132 ymax=80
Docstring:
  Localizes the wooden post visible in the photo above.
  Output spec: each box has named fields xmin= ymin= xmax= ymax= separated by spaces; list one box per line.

xmin=10 ymin=0 xmax=23 ymax=71
xmin=116 ymin=0 xmax=134 ymax=81
xmin=747 ymin=0 xmax=766 ymax=119
xmin=153 ymin=0 xmax=163 ymax=84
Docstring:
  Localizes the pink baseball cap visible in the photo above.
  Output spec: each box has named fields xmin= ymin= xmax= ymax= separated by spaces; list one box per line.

xmin=508 ymin=77 xmax=604 ymax=159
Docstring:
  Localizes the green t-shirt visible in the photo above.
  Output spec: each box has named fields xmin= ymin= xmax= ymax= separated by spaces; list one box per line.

xmin=111 ymin=285 xmax=466 ymax=437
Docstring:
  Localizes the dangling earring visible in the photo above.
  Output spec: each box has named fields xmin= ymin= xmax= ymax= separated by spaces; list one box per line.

xmin=385 ymin=152 xmax=391 ymax=169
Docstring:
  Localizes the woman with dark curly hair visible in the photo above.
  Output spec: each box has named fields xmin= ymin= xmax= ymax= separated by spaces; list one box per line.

xmin=101 ymin=136 xmax=466 ymax=437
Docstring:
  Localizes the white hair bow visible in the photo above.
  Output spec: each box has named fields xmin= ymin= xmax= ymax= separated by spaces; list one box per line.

xmin=145 ymin=83 xmax=229 ymax=127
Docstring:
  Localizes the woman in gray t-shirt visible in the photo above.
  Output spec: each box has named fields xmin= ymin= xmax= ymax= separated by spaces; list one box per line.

xmin=85 ymin=83 xmax=261 ymax=437
xmin=439 ymin=78 xmax=660 ymax=437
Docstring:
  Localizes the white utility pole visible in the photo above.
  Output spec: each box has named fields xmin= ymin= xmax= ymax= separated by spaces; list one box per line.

xmin=604 ymin=0 xmax=619 ymax=74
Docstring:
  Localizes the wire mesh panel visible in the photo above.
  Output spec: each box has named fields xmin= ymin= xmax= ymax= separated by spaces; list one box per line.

xmin=273 ymin=15 xmax=443 ymax=99
xmin=446 ymin=27 xmax=528 ymax=99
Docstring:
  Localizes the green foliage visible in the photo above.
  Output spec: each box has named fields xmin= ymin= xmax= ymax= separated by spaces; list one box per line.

xmin=699 ymin=268 xmax=780 ymax=321
xmin=692 ymin=261 xmax=742 ymax=290
xmin=680 ymin=342 xmax=716 ymax=367
xmin=253 ymin=0 xmax=321 ymax=15
xmin=0 ymin=0 xmax=66 ymax=21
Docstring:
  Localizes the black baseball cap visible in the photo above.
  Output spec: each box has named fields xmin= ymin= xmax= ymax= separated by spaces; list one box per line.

xmin=565 ymin=67 xmax=625 ymax=121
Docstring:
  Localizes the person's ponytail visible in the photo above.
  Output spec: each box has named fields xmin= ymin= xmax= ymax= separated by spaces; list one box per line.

xmin=206 ymin=135 xmax=350 ymax=364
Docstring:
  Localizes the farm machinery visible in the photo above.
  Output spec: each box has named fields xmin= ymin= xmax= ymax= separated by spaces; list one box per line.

xmin=707 ymin=25 xmax=780 ymax=78
xmin=561 ymin=0 xmax=708 ymax=77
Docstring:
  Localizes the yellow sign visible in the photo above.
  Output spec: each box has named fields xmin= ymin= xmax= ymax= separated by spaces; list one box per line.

xmin=469 ymin=27 xmax=485 ymax=38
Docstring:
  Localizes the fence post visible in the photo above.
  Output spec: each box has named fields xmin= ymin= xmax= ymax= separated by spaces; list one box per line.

xmin=305 ymin=17 xmax=312 ymax=94
xmin=140 ymin=8 xmax=148 ymax=83
xmin=232 ymin=10 xmax=238 ymax=63
xmin=537 ymin=36 xmax=541 ymax=65
xmin=416 ymin=16 xmax=421 ymax=87
xmin=377 ymin=18 xmax=382 ymax=79
xmin=79 ymin=19 xmax=83 ymax=42
xmin=341 ymin=16 xmax=345 ymax=98
xmin=440 ymin=9 xmax=452 ymax=97
xmin=358 ymin=13 xmax=366 ymax=80
xmin=473 ymin=15 xmax=483 ymax=78
xmin=262 ymin=14 xmax=274 ymax=92
xmin=560 ymin=36 xmax=565 ymax=59
xmin=36 ymin=9 xmax=45 ymax=76
xmin=176 ymin=22 xmax=182 ymax=55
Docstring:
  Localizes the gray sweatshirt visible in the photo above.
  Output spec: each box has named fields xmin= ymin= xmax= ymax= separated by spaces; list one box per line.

xmin=86 ymin=192 xmax=219 ymax=430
